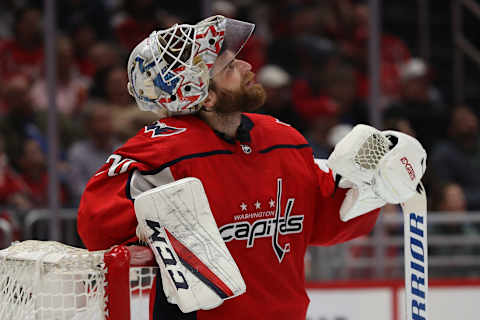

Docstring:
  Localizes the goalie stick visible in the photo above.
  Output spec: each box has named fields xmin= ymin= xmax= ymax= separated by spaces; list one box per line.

xmin=400 ymin=182 xmax=428 ymax=320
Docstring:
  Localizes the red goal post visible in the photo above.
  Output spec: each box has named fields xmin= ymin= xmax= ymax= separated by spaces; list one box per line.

xmin=0 ymin=240 xmax=157 ymax=320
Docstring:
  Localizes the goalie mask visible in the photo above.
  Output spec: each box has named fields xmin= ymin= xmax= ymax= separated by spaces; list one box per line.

xmin=127 ymin=15 xmax=255 ymax=115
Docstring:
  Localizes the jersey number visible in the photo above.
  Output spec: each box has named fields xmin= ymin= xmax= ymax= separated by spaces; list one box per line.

xmin=106 ymin=154 xmax=136 ymax=177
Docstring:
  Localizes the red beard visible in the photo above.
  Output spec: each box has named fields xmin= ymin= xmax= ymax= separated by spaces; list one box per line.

xmin=212 ymin=71 xmax=266 ymax=114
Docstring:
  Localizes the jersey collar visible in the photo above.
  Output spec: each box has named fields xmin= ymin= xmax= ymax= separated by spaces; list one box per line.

xmin=214 ymin=114 xmax=254 ymax=144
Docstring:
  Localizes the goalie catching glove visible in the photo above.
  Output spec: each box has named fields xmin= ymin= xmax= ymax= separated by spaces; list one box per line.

xmin=327 ymin=124 xmax=427 ymax=221
xmin=134 ymin=177 xmax=246 ymax=313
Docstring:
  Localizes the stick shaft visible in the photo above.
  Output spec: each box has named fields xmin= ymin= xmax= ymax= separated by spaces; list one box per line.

xmin=401 ymin=182 xmax=428 ymax=320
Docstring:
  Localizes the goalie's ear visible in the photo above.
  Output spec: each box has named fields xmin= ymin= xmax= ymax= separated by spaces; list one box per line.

xmin=201 ymin=88 xmax=217 ymax=111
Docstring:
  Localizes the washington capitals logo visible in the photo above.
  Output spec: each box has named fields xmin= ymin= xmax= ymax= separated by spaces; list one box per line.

xmin=145 ymin=121 xmax=187 ymax=138
xmin=219 ymin=178 xmax=304 ymax=263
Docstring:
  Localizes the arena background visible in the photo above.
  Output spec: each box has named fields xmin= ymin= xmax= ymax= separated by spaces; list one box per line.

xmin=0 ymin=1 xmax=479 ymax=319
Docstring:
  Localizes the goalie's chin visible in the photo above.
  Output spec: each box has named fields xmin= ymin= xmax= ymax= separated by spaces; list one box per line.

xmin=213 ymin=83 xmax=267 ymax=114
xmin=245 ymin=83 xmax=267 ymax=111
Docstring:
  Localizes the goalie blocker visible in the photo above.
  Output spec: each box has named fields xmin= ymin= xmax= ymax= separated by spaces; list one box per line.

xmin=134 ymin=177 xmax=246 ymax=313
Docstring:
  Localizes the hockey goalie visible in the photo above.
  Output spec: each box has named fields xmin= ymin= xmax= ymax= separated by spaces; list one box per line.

xmin=77 ymin=14 xmax=427 ymax=320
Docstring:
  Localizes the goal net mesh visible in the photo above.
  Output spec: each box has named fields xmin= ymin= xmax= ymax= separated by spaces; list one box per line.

xmin=0 ymin=240 xmax=107 ymax=319
xmin=0 ymin=240 xmax=157 ymax=320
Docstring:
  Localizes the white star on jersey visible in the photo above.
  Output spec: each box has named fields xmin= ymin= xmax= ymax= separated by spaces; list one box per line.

xmin=254 ymin=201 xmax=261 ymax=209
xmin=240 ymin=202 xmax=247 ymax=211
xmin=269 ymin=199 xmax=275 ymax=208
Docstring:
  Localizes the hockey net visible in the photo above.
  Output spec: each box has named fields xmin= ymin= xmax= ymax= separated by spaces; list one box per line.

xmin=0 ymin=240 xmax=157 ymax=320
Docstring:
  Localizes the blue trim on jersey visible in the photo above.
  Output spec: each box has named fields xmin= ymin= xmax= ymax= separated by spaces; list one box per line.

xmin=126 ymin=150 xmax=234 ymax=201
xmin=127 ymin=144 xmax=310 ymax=201
xmin=259 ymin=144 xmax=310 ymax=154
xmin=141 ymin=150 xmax=234 ymax=176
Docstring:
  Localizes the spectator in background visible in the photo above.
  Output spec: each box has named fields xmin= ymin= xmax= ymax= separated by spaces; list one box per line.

xmin=290 ymin=37 xmax=340 ymax=123
xmin=212 ymin=0 xmax=237 ymax=19
xmin=66 ymin=103 xmax=120 ymax=205
xmin=17 ymin=139 xmax=69 ymax=208
xmin=382 ymin=116 xmax=416 ymax=138
xmin=0 ymin=75 xmax=45 ymax=166
xmin=0 ymin=7 xmax=44 ymax=82
xmin=103 ymin=65 xmax=133 ymax=109
xmin=0 ymin=134 xmax=27 ymax=245
xmin=346 ymin=0 xmax=411 ymax=66
xmin=70 ymin=23 xmax=99 ymax=79
xmin=0 ymin=134 xmax=32 ymax=213
xmin=87 ymin=41 xmax=122 ymax=78
xmin=307 ymin=120 xmax=349 ymax=159
xmin=256 ymin=65 xmax=306 ymax=133
xmin=268 ymin=2 xmax=334 ymax=76
xmin=322 ymin=0 xmax=356 ymax=43
xmin=430 ymin=106 xmax=480 ymax=210
xmin=30 ymin=36 xmax=90 ymax=116
xmin=429 ymin=182 xmax=479 ymax=277
xmin=398 ymin=57 xmax=444 ymax=105
xmin=431 ymin=182 xmax=468 ymax=214
xmin=323 ymin=61 xmax=369 ymax=125
xmin=57 ymin=0 xmax=111 ymax=41
xmin=383 ymin=58 xmax=447 ymax=153
xmin=0 ymin=0 xmax=25 ymax=40
xmin=327 ymin=123 xmax=354 ymax=150
xmin=90 ymin=65 xmax=133 ymax=109
xmin=341 ymin=0 xmax=411 ymax=105
xmin=0 ymin=75 xmax=81 ymax=169
xmin=112 ymin=0 xmax=176 ymax=51
xmin=89 ymin=64 xmax=159 ymax=141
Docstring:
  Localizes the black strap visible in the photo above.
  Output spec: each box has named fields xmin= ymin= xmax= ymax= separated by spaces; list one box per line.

xmin=332 ymin=173 xmax=342 ymax=197
xmin=152 ymin=268 xmax=197 ymax=320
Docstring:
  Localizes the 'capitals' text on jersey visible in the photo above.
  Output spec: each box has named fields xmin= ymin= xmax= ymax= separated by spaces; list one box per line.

xmin=219 ymin=178 xmax=304 ymax=263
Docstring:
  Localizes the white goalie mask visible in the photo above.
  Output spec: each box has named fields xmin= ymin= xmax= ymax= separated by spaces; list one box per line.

xmin=127 ymin=15 xmax=255 ymax=115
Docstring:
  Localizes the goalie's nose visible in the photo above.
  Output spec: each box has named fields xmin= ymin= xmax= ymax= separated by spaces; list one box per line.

xmin=237 ymin=59 xmax=252 ymax=73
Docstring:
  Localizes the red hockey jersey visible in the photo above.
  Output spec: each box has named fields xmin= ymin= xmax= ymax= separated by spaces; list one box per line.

xmin=78 ymin=113 xmax=380 ymax=320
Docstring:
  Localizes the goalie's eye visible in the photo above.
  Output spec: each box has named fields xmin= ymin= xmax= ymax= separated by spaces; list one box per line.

xmin=226 ymin=60 xmax=236 ymax=70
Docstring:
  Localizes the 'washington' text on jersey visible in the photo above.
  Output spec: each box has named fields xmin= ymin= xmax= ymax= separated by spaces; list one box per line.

xmin=219 ymin=178 xmax=304 ymax=263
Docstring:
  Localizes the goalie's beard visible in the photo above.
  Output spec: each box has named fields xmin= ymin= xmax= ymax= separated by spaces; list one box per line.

xmin=212 ymin=71 xmax=266 ymax=114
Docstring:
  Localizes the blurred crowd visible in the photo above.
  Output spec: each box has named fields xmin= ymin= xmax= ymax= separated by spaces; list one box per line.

xmin=0 ymin=0 xmax=479 ymax=272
